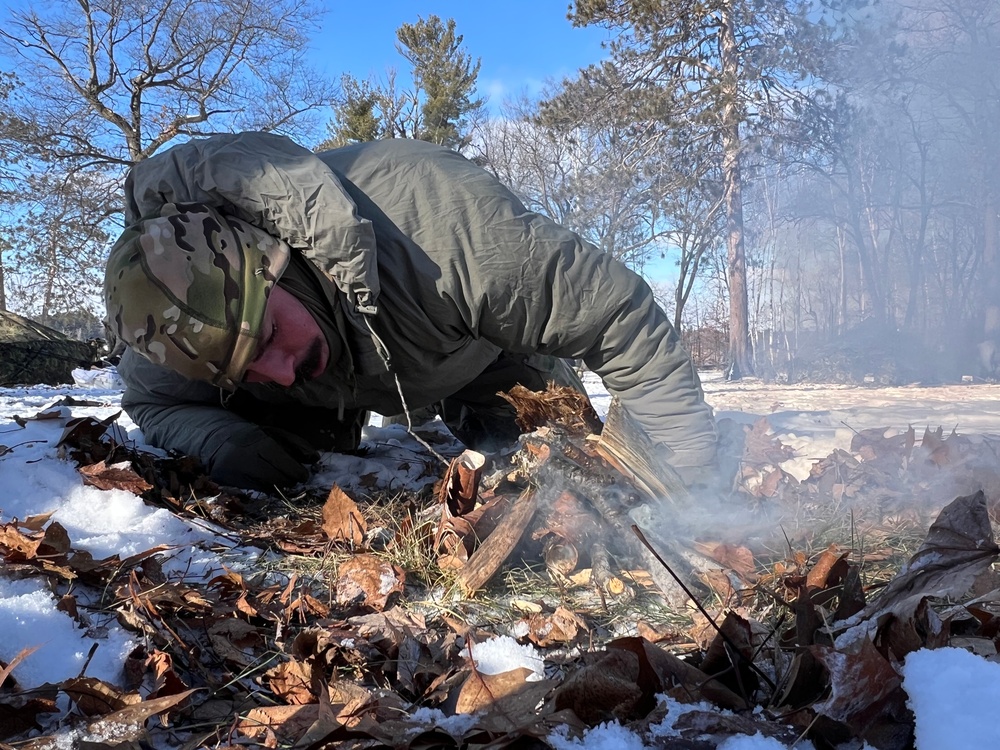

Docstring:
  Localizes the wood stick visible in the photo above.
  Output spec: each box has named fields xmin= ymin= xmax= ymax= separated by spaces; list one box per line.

xmin=457 ymin=488 xmax=538 ymax=596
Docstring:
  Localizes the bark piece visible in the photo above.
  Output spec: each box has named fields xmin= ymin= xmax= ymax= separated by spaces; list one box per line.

xmin=445 ymin=449 xmax=486 ymax=516
xmin=457 ymin=489 xmax=538 ymax=596
xmin=591 ymin=541 xmax=635 ymax=602
xmin=595 ymin=397 xmax=691 ymax=503
xmin=499 ymin=382 xmax=604 ymax=435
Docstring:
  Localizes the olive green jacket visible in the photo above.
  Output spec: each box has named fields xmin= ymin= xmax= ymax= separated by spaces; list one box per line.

xmin=118 ymin=133 xmax=716 ymax=479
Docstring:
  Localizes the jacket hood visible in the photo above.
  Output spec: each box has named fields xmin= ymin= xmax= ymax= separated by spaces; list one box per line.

xmin=124 ymin=131 xmax=380 ymax=314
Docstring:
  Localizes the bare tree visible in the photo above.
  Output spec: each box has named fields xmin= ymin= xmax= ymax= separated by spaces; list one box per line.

xmin=0 ymin=0 xmax=330 ymax=168
xmin=0 ymin=71 xmax=43 ymax=311
xmin=3 ymin=170 xmax=111 ymax=322
xmin=0 ymin=0 xmax=331 ymax=323
xmin=474 ymin=92 xmax=697 ymax=279
xmin=566 ymin=0 xmax=834 ymax=377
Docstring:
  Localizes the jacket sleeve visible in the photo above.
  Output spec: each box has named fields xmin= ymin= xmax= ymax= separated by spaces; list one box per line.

xmin=433 ymin=157 xmax=717 ymax=474
xmin=117 ymin=349 xmax=310 ymax=489
xmin=488 ymin=244 xmax=716 ymax=474
xmin=124 ymin=132 xmax=379 ymax=304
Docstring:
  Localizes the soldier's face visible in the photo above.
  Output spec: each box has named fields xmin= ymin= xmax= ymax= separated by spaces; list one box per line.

xmin=243 ymin=286 xmax=329 ymax=387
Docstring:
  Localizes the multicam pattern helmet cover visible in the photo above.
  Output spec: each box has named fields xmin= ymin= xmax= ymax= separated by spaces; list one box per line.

xmin=104 ymin=202 xmax=291 ymax=389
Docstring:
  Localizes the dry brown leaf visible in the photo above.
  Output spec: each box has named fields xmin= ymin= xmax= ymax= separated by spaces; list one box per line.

xmin=83 ymin=688 xmax=197 ymax=736
xmin=693 ymin=541 xmax=757 ymax=578
xmin=56 ymin=412 xmax=120 ymax=449
xmin=860 ymin=491 xmax=1000 ymax=623
xmin=850 ymin=427 xmax=898 ymax=457
xmin=208 ymin=619 xmax=266 ymax=670
xmin=117 ymin=575 xmax=213 ymax=614
xmin=335 ymin=554 xmax=405 ymax=612
xmin=37 ymin=522 xmax=71 ymax=557
xmin=327 ymin=679 xmax=372 ymax=725
xmin=19 ymin=513 xmax=54 ymax=532
xmin=437 ymin=537 xmax=470 ymax=571
xmin=455 ymin=666 xmax=534 ymax=714
xmin=553 ymin=648 xmax=644 ymax=724
xmin=55 ymin=594 xmax=79 ymax=621
xmin=758 ymin=467 xmax=784 ymax=497
xmin=920 ymin=426 xmax=948 ymax=466
xmin=321 ymin=485 xmax=367 ymax=546
xmin=146 ymin=650 xmax=189 ymax=699
xmin=0 ymin=524 xmax=39 ymax=557
xmin=349 ymin=606 xmax=426 ymax=636
xmin=626 ymin=636 xmax=749 ymax=711
xmin=267 ymin=658 xmax=316 ymax=705
xmin=62 ymin=677 xmax=142 ymax=716
xmin=524 ymin=606 xmax=586 ymax=647
xmin=636 ymin=621 xmax=677 ymax=644
xmin=79 ymin=460 xmax=154 ymax=494
xmin=239 ymin=704 xmax=318 ymax=743
xmin=743 ymin=418 xmax=795 ymax=465
xmin=701 ymin=569 xmax=736 ymax=602
xmin=811 ymin=638 xmax=905 ymax=737
xmin=700 ymin=612 xmax=758 ymax=698
xmin=285 ymin=592 xmax=332 ymax=621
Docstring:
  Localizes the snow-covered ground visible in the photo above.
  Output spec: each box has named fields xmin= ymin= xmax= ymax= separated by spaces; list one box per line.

xmin=699 ymin=371 xmax=1000 ymax=480
xmin=2 ymin=369 xmax=1000 ymax=747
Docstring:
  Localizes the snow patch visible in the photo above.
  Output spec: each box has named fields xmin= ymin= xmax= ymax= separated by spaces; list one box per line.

xmin=902 ymin=647 xmax=1000 ymax=749
xmin=466 ymin=635 xmax=544 ymax=681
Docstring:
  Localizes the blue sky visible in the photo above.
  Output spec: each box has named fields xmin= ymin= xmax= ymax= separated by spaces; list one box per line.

xmin=306 ymin=1 xmax=612 ymax=109
xmin=302 ymin=3 xmax=683 ymax=286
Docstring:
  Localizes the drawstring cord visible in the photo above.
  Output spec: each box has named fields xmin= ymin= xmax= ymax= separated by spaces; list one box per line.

xmin=362 ymin=314 xmax=448 ymax=466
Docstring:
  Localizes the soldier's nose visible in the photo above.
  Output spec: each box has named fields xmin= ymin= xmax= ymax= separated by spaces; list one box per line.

xmin=244 ymin=350 xmax=296 ymax=386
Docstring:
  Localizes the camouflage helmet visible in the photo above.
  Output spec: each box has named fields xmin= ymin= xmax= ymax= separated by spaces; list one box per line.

xmin=104 ymin=202 xmax=291 ymax=389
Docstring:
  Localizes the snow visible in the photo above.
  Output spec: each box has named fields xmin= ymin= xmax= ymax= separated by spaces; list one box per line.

xmin=466 ymin=634 xmax=545 ymax=681
xmin=3 ymin=369 xmax=1000 ymax=748
xmin=716 ymin=735 xmax=803 ymax=750
xmin=698 ymin=372 xmax=1000 ymax=481
xmin=550 ymin=720 xmax=649 ymax=749
xmin=408 ymin=706 xmax=481 ymax=735
xmin=0 ymin=576 xmax=136 ymax=687
xmin=902 ymin=647 xmax=1000 ymax=748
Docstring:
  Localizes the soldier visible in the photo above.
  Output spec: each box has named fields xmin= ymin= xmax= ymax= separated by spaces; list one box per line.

xmin=105 ymin=133 xmax=716 ymax=490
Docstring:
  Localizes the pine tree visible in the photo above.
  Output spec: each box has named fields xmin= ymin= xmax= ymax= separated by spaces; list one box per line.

xmin=568 ymin=0 xmax=840 ymax=378
xmin=397 ymin=16 xmax=484 ymax=149
xmin=321 ymin=15 xmax=483 ymax=151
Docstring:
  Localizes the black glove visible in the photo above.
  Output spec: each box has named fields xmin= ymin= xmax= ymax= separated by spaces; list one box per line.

xmin=207 ymin=424 xmax=312 ymax=490
xmin=260 ymin=426 xmax=322 ymax=464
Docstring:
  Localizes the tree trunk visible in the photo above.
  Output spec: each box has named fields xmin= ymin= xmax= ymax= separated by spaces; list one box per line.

xmin=41 ymin=234 xmax=58 ymax=323
xmin=981 ymin=195 xmax=1000 ymax=377
xmin=719 ymin=3 xmax=752 ymax=379
xmin=835 ymin=223 xmax=847 ymax=337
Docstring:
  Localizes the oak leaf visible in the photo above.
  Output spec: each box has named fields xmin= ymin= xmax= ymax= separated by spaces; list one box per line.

xmin=321 ymin=485 xmax=367 ymax=546
xmin=335 ymin=554 xmax=405 ymax=612
xmin=79 ymin=460 xmax=153 ymax=494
